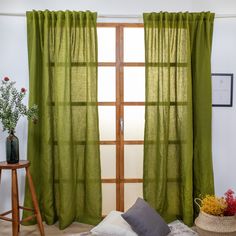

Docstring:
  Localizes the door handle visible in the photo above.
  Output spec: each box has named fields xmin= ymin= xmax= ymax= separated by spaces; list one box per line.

xmin=120 ymin=118 xmax=124 ymax=133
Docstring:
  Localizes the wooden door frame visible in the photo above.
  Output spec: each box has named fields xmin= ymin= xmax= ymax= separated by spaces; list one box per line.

xmin=98 ymin=23 xmax=144 ymax=212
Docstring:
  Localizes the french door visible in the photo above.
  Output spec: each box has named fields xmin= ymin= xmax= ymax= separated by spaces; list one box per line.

xmin=97 ymin=23 xmax=145 ymax=214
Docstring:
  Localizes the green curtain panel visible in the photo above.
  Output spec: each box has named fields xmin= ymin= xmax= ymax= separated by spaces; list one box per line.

xmin=143 ymin=12 xmax=215 ymax=226
xmin=24 ymin=10 xmax=101 ymax=229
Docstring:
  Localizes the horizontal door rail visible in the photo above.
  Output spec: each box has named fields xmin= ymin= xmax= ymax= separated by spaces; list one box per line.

xmin=52 ymin=140 xmax=184 ymax=145
xmin=101 ymin=178 xmax=180 ymax=183
xmin=49 ymin=62 xmax=187 ymax=67
xmin=49 ymin=101 xmax=188 ymax=106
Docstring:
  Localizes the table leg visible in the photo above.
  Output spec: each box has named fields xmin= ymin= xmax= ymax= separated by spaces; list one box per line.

xmin=0 ymin=169 xmax=2 ymax=184
xmin=12 ymin=169 xmax=19 ymax=236
xmin=25 ymin=167 xmax=45 ymax=236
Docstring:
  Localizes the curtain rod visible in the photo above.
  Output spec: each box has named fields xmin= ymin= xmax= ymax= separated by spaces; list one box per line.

xmin=0 ymin=12 xmax=236 ymax=19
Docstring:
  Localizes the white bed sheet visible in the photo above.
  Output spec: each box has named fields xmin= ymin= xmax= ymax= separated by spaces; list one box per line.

xmin=77 ymin=220 xmax=198 ymax=236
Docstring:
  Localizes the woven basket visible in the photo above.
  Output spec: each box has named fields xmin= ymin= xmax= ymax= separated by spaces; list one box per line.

xmin=195 ymin=211 xmax=236 ymax=236
xmin=194 ymin=198 xmax=236 ymax=236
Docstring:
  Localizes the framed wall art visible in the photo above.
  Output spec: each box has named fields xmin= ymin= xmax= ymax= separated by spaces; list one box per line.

xmin=212 ymin=73 xmax=233 ymax=107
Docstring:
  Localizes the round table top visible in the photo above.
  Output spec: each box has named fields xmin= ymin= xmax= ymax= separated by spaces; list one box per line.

xmin=0 ymin=160 xmax=30 ymax=169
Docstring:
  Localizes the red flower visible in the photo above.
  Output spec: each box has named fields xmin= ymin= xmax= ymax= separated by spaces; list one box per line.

xmin=4 ymin=77 xmax=9 ymax=81
xmin=224 ymin=189 xmax=236 ymax=216
xmin=226 ymin=189 xmax=234 ymax=195
xmin=21 ymin=88 xmax=26 ymax=93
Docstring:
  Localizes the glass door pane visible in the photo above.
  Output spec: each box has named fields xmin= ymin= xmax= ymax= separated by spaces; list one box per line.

xmin=98 ymin=67 xmax=116 ymax=102
xmin=101 ymin=145 xmax=116 ymax=179
xmin=124 ymin=183 xmax=143 ymax=211
xmin=98 ymin=28 xmax=116 ymax=62
xmin=124 ymin=145 xmax=143 ymax=178
xmin=99 ymin=106 xmax=116 ymax=140
xmin=102 ymin=184 xmax=116 ymax=215
xmin=124 ymin=28 xmax=145 ymax=62
xmin=124 ymin=67 xmax=145 ymax=102
xmin=124 ymin=106 xmax=145 ymax=140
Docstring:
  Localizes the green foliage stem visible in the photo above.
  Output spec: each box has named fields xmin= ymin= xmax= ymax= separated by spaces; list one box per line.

xmin=0 ymin=78 xmax=38 ymax=132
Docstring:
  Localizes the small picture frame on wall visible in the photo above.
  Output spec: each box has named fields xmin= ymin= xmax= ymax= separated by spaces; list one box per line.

xmin=212 ymin=73 xmax=233 ymax=107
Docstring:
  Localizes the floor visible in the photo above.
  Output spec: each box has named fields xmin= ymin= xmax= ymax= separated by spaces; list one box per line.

xmin=0 ymin=221 xmax=93 ymax=235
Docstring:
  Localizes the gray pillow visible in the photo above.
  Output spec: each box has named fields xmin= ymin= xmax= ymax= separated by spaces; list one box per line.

xmin=122 ymin=198 xmax=170 ymax=236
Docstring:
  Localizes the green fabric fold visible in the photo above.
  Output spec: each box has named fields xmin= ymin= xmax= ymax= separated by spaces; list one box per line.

xmin=24 ymin=10 xmax=101 ymax=229
xmin=143 ymin=12 xmax=215 ymax=226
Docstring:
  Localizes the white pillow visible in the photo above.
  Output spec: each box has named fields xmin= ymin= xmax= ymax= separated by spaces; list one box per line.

xmin=91 ymin=211 xmax=138 ymax=236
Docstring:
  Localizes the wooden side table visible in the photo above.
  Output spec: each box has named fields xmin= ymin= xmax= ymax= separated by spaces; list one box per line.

xmin=0 ymin=160 xmax=45 ymax=236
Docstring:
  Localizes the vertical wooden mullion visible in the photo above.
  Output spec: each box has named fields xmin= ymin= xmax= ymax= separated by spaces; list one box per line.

xmin=115 ymin=26 xmax=121 ymax=210
xmin=119 ymin=26 xmax=125 ymax=212
xmin=115 ymin=25 xmax=125 ymax=212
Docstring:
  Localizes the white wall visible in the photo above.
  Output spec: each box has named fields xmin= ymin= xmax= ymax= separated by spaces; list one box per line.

xmin=211 ymin=17 xmax=236 ymax=196
xmin=0 ymin=15 xmax=29 ymax=214
xmin=1 ymin=0 xmax=236 ymax=15
xmin=0 ymin=0 xmax=236 ymax=214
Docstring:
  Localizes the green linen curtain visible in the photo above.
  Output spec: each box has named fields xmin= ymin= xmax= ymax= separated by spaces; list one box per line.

xmin=24 ymin=10 xmax=101 ymax=229
xmin=143 ymin=12 xmax=215 ymax=226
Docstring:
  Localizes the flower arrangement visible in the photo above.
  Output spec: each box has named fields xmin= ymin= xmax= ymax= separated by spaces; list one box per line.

xmin=199 ymin=189 xmax=236 ymax=216
xmin=0 ymin=76 xmax=38 ymax=133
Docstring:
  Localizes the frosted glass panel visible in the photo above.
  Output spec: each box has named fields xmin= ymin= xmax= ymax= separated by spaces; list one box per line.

xmin=102 ymin=184 xmax=116 ymax=215
xmin=98 ymin=67 xmax=116 ymax=102
xmin=124 ymin=67 xmax=145 ymax=102
xmin=98 ymin=28 xmax=116 ymax=62
xmin=124 ymin=145 xmax=143 ymax=178
xmin=99 ymin=107 xmax=116 ymax=140
xmin=101 ymin=145 xmax=116 ymax=178
xmin=124 ymin=106 xmax=145 ymax=140
xmin=124 ymin=28 xmax=145 ymax=62
xmin=124 ymin=183 xmax=143 ymax=211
